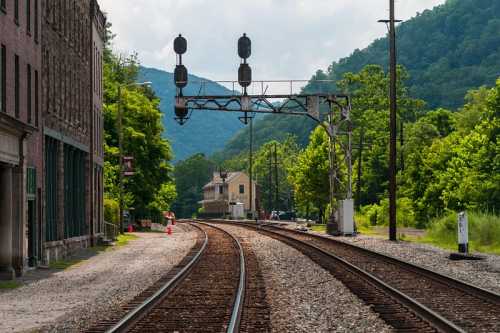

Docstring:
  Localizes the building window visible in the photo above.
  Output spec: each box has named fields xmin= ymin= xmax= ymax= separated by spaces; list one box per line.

xmin=26 ymin=0 xmax=31 ymax=34
xmin=239 ymin=184 xmax=245 ymax=194
xmin=14 ymin=0 xmax=19 ymax=24
xmin=35 ymin=70 xmax=38 ymax=126
xmin=34 ymin=0 xmax=38 ymax=42
xmin=0 ymin=45 xmax=5 ymax=113
xmin=15 ymin=54 xmax=19 ymax=118
xmin=27 ymin=64 xmax=32 ymax=123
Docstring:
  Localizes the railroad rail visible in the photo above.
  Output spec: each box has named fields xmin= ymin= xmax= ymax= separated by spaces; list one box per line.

xmin=87 ymin=222 xmax=246 ymax=333
xmin=207 ymin=220 xmax=500 ymax=333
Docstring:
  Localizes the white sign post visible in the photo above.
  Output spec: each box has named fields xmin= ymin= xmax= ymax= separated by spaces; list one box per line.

xmin=457 ymin=211 xmax=469 ymax=253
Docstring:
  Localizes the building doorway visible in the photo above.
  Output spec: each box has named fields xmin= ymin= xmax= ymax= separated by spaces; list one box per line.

xmin=27 ymin=199 xmax=37 ymax=267
xmin=27 ymin=167 xmax=38 ymax=267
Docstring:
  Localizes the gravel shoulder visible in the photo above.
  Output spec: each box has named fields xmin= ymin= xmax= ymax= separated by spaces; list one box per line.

xmin=0 ymin=225 xmax=198 ymax=333
xmin=208 ymin=223 xmax=392 ymax=333
xmin=300 ymin=227 xmax=500 ymax=295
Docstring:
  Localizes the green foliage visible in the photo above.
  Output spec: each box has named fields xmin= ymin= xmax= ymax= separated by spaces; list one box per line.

xmin=104 ymin=197 xmax=119 ymax=225
xmin=172 ymin=154 xmax=215 ymax=218
xmin=103 ymin=27 xmax=176 ymax=218
xmin=360 ymin=198 xmax=416 ymax=228
xmin=425 ymin=211 xmax=500 ymax=254
xmin=401 ymin=80 xmax=500 ymax=225
xmin=288 ymin=126 xmax=330 ymax=222
xmin=251 ymin=136 xmax=299 ymax=212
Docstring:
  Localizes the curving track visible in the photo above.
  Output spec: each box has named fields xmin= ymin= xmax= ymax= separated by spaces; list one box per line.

xmin=208 ymin=220 xmax=500 ymax=333
xmin=87 ymin=222 xmax=247 ymax=333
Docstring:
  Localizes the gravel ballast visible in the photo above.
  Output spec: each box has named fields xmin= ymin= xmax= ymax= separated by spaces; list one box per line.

xmin=333 ymin=234 xmax=500 ymax=294
xmin=208 ymin=223 xmax=392 ymax=333
xmin=0 ymin=225 xmax=198 ymax=333
xmin=290 ymin=226 xmax=500 ymax=295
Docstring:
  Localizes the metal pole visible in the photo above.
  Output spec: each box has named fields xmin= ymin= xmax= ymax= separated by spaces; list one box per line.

xmin=118 ymin=85 xmax=124 ymax=234
xmin=389 ymin=0 xmax=398 ymax=241
xmin=356 ymin=128 xmax=364 ymax=209
xmin=327 ymin=105 xmax=338 ymax=232
xmin=400 ymin=119 xmax=404 ymax=171
xmin=268 ymin=150 xmax=273 ymax=211
xmin=249 ymin=117 xmax=253 ymax=218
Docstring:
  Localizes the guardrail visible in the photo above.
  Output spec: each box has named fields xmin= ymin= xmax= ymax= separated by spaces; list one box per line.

xmin=104 ymin=221 xmax=119 ymax=241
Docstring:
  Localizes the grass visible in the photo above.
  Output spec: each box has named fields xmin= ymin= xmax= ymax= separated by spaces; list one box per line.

xmin=48 ymin=234 xmax=140 ymax=271
xmin=309 ymin=224 xmax=327 ymax=233
xmin=49 ymin=258 xmax=85 ymax=270
xmin=115 ymin=233 xmax=139 ymax=247
xmin=422 ymin=211 xmax=500 ymax=255
xmin=0 ymin=280 xmax=22 ymax=290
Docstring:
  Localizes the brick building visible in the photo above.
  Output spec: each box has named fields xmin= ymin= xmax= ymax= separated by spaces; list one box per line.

xmin=1 ymin=0 xmax=42 ymax=279
xmin=41 ymin=0 xmax=105 ymax=263
xmin=0 ymin=0 xmax=105 ymax=279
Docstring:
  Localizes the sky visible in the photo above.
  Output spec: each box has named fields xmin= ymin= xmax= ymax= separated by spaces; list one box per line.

xmin=99 ymin=0 xmax=446 ymax=85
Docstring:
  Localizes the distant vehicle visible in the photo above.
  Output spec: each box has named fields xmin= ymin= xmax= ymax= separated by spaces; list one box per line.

xmin=279 ymin=211 xmax=296 ymax=221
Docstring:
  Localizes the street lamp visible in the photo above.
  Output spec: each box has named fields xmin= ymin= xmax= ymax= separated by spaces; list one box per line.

xmin=117 ymin=81 xmax=152 ymax=234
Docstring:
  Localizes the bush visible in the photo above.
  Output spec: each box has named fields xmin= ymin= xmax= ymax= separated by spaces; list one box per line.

xmin=426 ymin=211 xmax=500 ymax=254
xmin=104 ymin=197 xmax=120 ymax=225
xmin=359 ymin=197 xmax=417 ymax=228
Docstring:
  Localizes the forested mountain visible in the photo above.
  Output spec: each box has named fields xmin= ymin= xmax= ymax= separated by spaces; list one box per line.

xmin=216 ymin=0 xmax=500 ymax=159
xmin=138 ymin=67 xmax=244 ymax=161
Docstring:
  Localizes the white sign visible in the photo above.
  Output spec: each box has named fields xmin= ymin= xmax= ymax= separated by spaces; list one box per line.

xmin=458 ymin=211 xmax=468 ymax=246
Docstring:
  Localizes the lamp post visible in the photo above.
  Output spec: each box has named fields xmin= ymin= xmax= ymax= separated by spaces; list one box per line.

xmin=117 ymin=81 xmax=152 ymax=234
xmin=379 ymin=0 xmax=401 ymax=241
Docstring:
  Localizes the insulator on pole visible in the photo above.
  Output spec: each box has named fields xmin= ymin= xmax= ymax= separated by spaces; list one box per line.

xmin=238 ymin=63 xmax=252 ymax=88
xmin=174 ymin=34 xmax=187 ymax=55
xmin=238 ymin=33 xmax=251 ymax=59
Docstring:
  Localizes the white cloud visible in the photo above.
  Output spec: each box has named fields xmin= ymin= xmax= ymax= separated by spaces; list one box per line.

xmin=99 ymin=0 xmax=446 ymax=82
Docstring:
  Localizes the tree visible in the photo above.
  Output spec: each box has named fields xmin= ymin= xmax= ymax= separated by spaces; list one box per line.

xmin=288 ymin=127 xmax=330 ymax=222
xmin=103 ymin=27 xmax=176 ymax=219
xmin=172 ymin=154 xmax=215 ymax=218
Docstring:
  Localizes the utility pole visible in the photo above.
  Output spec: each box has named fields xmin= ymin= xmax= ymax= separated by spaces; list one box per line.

xmin=400 ymin=119 xmax=404 ymax=171
xmin=388 ymin=0 xmax=398 ymax=241
xmin=356 ymin=128 xmax=364 ymax=210
xmin=268 ymin=149 xmax=273 ymax=211
xmin=118 ymin=85 xmax=124 ymax=234
xmin=274 ymin=143 xmax=279 ymax=210
xmin=249 ymin=117 xmax=253 ymax=217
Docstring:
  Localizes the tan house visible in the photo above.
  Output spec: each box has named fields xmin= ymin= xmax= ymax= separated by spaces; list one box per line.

xmin=201 ymin=172 xmax=257 ymax=216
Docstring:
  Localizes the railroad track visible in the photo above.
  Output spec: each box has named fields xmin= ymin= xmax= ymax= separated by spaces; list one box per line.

xmin=208 ymin=220 xmax=500 ymax=333
xmin=87 ymin=222 xmax=246 ymax=333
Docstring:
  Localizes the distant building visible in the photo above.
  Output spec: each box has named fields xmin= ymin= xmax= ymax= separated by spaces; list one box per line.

xmin=201 ymin=172 xmax=258 ymax=217
xmin=0 ymin=0 xmax=105 ymax=280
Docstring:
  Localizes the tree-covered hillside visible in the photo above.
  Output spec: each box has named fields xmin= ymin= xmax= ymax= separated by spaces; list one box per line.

xmin=216 ymin=0 xmax=500 ymax=159
xmin=138 ymin=67 xmax=245 ymax=161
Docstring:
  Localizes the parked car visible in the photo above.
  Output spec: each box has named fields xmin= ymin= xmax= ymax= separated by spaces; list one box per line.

xmin=270 ymin=210 xmax=280 ymax=220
